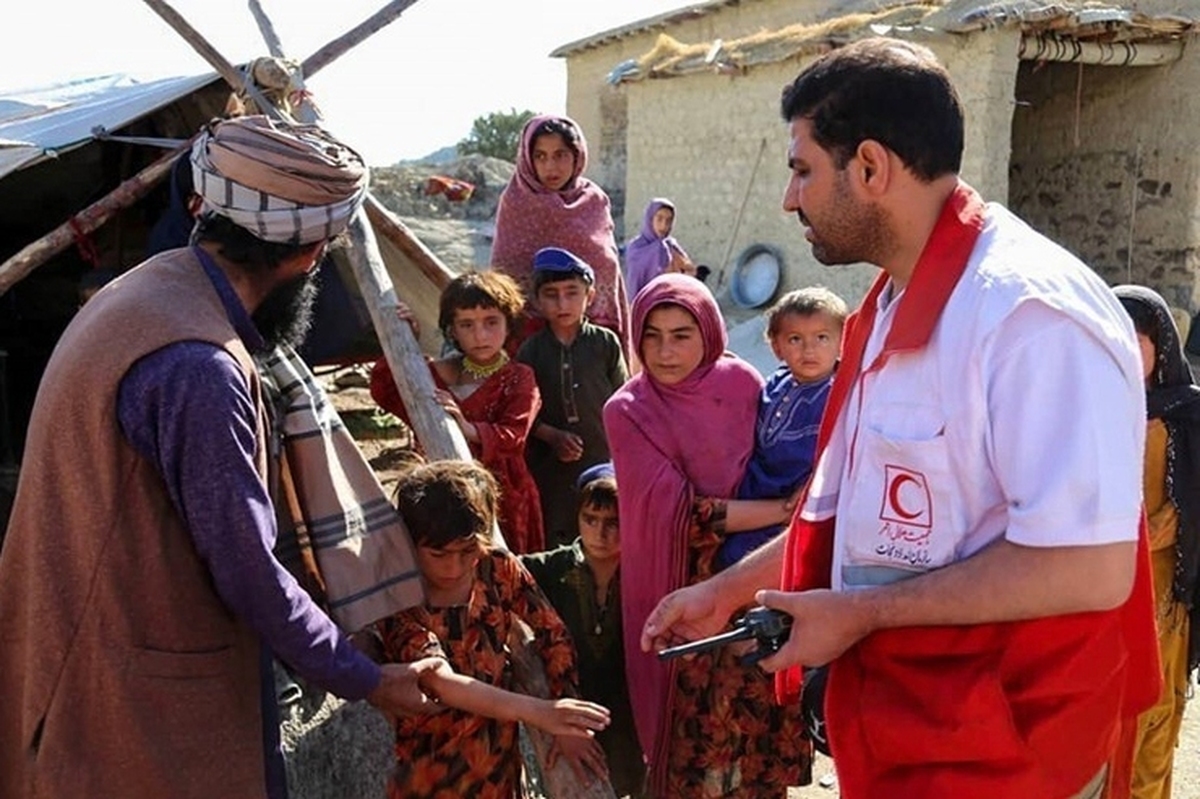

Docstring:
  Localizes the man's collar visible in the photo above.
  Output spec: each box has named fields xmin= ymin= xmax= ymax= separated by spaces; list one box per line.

xmin=192 ymin=246 xmax=267 ymax=353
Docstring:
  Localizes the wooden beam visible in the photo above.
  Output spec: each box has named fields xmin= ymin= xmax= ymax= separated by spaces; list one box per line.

xmin=247 ymin=0 xmax=286 ymax=58
xmin=140 ymin=0 xmax=285 ymax=120
xmin=363 ymin=194 xmax=455 ymax=292
xmin=300 ymin=0 xmax=419 ymax=78
xmin=0 ymin=143 xmax=187 ymax=297
xmin=339 ymin=210 xmax=473 ymax=463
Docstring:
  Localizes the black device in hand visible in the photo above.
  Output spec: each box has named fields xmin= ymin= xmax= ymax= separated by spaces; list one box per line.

xmin=656 ymin=606 xmax=792 ymax=666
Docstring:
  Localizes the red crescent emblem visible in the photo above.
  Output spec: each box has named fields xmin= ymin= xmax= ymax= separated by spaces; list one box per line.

xmin=888 ymin=474 xmax=922 ymax=520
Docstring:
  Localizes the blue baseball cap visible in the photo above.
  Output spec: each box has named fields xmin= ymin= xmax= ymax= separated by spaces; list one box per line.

xmin=532 ymin=247 xmax=595 ymax=284
xmin=576 ymin=461 xmax=615 ymax=490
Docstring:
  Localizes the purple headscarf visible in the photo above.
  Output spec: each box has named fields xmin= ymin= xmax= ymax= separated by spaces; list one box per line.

xmin=625 ymin=198 xmax=690 ymax=297
xmin=602 ymin=274 xmax=762 ymax=776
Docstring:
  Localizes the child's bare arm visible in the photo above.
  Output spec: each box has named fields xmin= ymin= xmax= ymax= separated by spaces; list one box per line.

xmin=420 ymin=664 xmax=610 ymax=737
xmin=724 ymin=497 xmax=793 ymax=532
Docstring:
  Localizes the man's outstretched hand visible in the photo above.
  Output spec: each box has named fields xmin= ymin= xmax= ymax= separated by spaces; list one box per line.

xmin=640 ymin=581 xmax=731 ymax=655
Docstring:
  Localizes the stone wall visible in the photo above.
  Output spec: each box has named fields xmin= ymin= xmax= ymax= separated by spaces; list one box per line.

xmin=1009 ymin=48 xmax=1200 ymax=310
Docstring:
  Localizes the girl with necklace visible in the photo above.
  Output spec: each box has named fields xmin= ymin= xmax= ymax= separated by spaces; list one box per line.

xmin=371 ymin=271 xmax=546 ymax=553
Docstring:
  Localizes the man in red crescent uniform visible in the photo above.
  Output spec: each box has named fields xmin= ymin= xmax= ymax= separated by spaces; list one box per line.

xmin=642 ymin=38 xmax=1159 ymax=799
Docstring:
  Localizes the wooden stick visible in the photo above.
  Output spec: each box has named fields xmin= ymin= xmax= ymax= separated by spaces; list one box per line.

xmin=339 ymin=209 xmax=473 ymax=464
xmin=247 ymin=0 xmax=286 ymax=58
xmin=363 ymin=194 xmax=455 ymax=292
xmin=0 ymin=144 xmax=187 ymax=297
xmin=300 ymin=0 xmax=420 ymax=78
xmin=140 ymin=0 xmax=285 ymax=120
xmin=716 ymin=136 xmax=767 ymax=289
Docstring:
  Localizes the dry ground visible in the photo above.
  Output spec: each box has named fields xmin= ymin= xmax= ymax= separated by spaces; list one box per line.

xmin=325 ymin=368 xmax=1200 ymax=799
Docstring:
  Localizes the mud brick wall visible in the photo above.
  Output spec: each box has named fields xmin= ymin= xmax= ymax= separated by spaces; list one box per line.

xmin=1009 ymin=50 xmax=1200 ymax=312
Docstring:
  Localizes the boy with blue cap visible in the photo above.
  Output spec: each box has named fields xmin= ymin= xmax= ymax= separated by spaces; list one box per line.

xmin=517 ymin=247 xmax=629 ymax=547
xmin=521 ymin=464 xmax=645 ymax=796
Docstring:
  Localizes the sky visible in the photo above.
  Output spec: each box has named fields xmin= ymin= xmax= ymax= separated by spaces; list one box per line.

xmin=0 ymin=0 xmax=693 ymax=165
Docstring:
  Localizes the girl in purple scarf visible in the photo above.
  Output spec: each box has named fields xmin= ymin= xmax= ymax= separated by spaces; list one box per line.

xmin=625 ymin=198 xmax=695 ymax=298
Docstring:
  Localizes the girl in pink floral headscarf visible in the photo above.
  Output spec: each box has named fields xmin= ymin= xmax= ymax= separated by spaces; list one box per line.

xmin=603 ymin=274 xmax=810 ymax=797
xmin=491 ymin=114 xmax=629 ymax=353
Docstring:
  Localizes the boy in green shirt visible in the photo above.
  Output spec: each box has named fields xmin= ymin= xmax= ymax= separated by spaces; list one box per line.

xmin=521 ymin=464 xmax=645 ymax=797
xmin=517 ymin=247 xmax=629 ymax=547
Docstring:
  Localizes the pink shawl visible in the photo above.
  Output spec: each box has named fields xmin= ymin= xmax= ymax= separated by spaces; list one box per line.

xmin=601 ymin=274 xmax=763 ymax=771
xmin=491 ymin=114 xmax=628 ymax=349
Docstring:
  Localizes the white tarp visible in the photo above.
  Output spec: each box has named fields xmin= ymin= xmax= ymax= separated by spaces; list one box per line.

xmin=0 ymin=72 xmax=218 ymax=181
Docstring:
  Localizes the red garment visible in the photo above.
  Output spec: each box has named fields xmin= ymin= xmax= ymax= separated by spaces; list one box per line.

xmin=778 ymin=183 xmax=1160 ymax=799
xmin=603 ymin=274 xmax=763 ymax=788
xmin=490 ymin=114 xmax=629 ymax=353
xmin=424 ymin=175 xmax=475 ymax=202
xmin=370 ymin=358 xmax=545 ymax=554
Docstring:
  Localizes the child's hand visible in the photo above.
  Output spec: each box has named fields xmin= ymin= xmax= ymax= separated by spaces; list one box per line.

xmin=551 ymin=429 xmax=584 ymax=462
xmin=549 ymin=734 xmax=609 ymax=784
xmin=668 ymin=249 xmax=696 ymax=276
xmin=433 ymin=389 xmax=466 ymax=424
xmin=393 ymin=301 xmax=420 ymax=339
xmin=524 ymin=697 xmax=610 ymax=738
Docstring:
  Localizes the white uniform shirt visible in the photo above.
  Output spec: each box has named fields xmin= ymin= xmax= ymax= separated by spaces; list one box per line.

xmin=801 ymin=204 xmax=1146 ymax=591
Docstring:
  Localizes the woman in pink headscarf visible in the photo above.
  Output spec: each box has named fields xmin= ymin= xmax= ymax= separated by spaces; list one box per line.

xmin=603 ymin=274 xmax=811 ymax=798
xmin=491 ymin=114 xmax=628 ymax=352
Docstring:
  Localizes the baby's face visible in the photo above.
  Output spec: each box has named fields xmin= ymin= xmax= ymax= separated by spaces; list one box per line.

xmin=771 ymin=311 xmax=840 ymax=383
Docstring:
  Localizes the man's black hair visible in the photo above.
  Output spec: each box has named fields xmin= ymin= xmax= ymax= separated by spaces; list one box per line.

xmin=190 ymin=212 xmax=313 ymax=274
xmin=780 ymin=38 xmax=964 ymax=181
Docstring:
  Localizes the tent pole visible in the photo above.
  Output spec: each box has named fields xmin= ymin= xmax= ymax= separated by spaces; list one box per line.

xmin=339 ymin=213 xmax=471 ymax=462
xmin=0 ymin=143 xmax=188 ymax=298
xmin=140 ymin=0 xmax=286 ymax=120
xmin=247 ymin=0 xmax=286 ymax=58
xmin=363 ymin=195 xmax=455 ymax=291
xmin=300 ymin=0 xmax=420 ymax=78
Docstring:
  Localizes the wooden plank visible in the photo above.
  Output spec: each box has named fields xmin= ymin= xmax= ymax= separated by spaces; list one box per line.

xmin=140 ymin=0 xmax=284 ymax=120
xmin=0 ymin=144 xmax=187 ymax=297
xmin=248 ymin=0 xmax=287 ymax=58
xmin=364 ymin=194 xmax=455 ymax=292
xmin=340 ymin=210 xmax=473 ymax=463
xmin=300 ymin=0 xmax=420 ymax=78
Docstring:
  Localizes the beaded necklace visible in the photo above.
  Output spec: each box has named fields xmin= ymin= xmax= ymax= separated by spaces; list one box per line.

xmin=461 ymin=351 xmax=509 ymax=381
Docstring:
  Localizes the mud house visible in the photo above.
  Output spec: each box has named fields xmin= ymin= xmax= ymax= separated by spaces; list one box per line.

xmin=553 ymin=0 xmax=1200 ymax=334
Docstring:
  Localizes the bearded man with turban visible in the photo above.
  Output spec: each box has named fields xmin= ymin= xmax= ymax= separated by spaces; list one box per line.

xmin=0 ymin=117 xmax=439 ymax=799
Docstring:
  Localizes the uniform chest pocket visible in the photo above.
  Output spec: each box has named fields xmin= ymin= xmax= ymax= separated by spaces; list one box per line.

xmin=841 ymin=414 xmax=961 ymax=585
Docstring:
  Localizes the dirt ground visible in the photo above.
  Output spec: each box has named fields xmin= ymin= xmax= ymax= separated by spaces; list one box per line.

xmin=324 ymin=368 xmax=1200 ymax=799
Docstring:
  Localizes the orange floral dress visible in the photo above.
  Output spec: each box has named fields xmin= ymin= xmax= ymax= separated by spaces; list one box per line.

xmin=377 ymin=549 xmax=579 ymax=799
xmin=663 ymin=498 xmax=812 ymax=797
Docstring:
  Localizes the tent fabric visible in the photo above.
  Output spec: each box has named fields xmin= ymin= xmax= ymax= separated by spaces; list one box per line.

xmin=0 ymin=72 xmax=220 ymax=182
